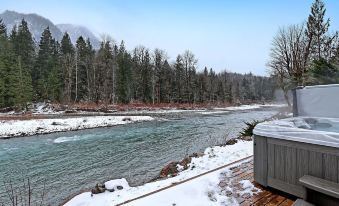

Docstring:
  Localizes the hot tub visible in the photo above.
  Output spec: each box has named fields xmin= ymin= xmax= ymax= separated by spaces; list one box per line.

xmin=253 ymin=117 xmax=339 ymax=198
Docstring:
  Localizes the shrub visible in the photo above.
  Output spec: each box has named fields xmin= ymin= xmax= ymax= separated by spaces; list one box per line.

xmin=239 ymin=120 xmax=261 ymax=137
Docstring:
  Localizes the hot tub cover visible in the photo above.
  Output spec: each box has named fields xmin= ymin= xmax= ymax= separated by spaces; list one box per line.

xmin=253 ymin=117 xmax=339 ymax=148
xmin=295 ymin=84 xmax=339 ymax=118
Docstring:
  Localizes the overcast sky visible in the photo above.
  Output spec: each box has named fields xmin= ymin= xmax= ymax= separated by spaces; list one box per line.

xmin=1 ymin=0 xmax=339 ymax=75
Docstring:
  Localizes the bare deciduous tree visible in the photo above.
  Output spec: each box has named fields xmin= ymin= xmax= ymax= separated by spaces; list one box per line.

xmin=268 ymin=24 xmax=312 ymax=106
xmin=1 ymin=178 xmax=46 ymax=206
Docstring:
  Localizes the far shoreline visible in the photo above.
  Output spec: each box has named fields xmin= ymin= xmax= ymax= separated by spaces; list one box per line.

xmin=0 ymin=102 xmax=287 ymax=140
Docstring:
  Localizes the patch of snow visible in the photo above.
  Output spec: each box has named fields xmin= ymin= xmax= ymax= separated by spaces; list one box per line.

xmin=0 ymin=116 xmax=154 ymax=138
xmin=210 ymin=104 xmax=281 ymax=111
xmin=105 ymin=179 xmax=130 ymax=191
xmin=219 ymin=103 xmax=287 ymax=111
xmin=238 ymin=180 xmax=259 ymax=196
xmin=65 ymin=141 xmax=253 ymax=206
xmin=177 ymin=164 xmax=184 ymax=172
xmin=126 ymin=168 xmax=238 ymax=206
xmin=116 ymin=109 xmax=207 ymax=115
xmin=31 ymin=102 xmax=62 ymax=114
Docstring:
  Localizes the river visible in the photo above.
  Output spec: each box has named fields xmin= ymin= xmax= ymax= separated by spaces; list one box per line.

xmin=0 ymin=107 xmax=280 ymax=205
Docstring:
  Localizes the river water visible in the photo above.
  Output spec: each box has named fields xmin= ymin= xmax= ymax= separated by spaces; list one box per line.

xmin=0 ymin=108 xmax=280 ymax=205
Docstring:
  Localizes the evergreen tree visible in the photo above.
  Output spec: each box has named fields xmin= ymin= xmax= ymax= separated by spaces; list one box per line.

xmin=14 ymin=56 xmax=33 ymax=107
xmin=307 ymin=58 xmax=339 ymax=84
xmin=306 ymin=0 xmax=330 ymax=60
xmin=0 ymin=19 xmax=6 ymax=36
xmin=60 ymin=32 xmax=75 ymax=103
xmin=9 ymin=25 xmax=17 ymax=43
xmin=174 ymin=55 xmax=184 ymax=103
xmin=161 ymin=60 xmax=173 ymax=102
xmin=10 ymin=19 xmax=34 ymax=106
xmin=84 ymin=38 xmax=96 ymax=101
xmin=75 ymin=36 xmax=89 ymax=101
xmin=0 ymin=20 xmax=8 ymax=107
xmin=116 ymin=41 xmax=132 ymax=103
xmin=153 ymin=49 xmax=166 ymax=103
xmin=34 ymin=27 xmax=61 ymax=101
xmin=47 ymin=40 xmax=62 ymax=101
xmin=141 ymin=49 xmax=152 ymax=103
xmin=13 ymin=19 xmax=35 ymax=74
xmin=1 ymin=32 xmax=20 ymax=107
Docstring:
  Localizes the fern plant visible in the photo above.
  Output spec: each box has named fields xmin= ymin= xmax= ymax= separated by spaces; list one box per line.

xmin=239 ymin=120 xmax=261 ymax=137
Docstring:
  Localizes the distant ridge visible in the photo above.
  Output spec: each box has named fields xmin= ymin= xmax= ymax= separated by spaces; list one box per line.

xmin=57 ymin=24 xmax=100 ymax=48
xmin=0 ymin=10 xmax=100 ymax=48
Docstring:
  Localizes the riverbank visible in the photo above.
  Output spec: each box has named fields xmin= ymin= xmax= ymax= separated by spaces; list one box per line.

xmin=64 ymin=140 xmax=255 ymax=206
xmin=0 ymin=102 xmax=287 ymax=118
xmin=0 ymin=103 xmax=287 ymax=139
xmin=0 ymin=116 xmax=154 ymax=139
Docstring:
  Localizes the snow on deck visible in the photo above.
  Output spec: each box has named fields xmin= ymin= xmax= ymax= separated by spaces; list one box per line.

xmin=64 ymin=141 xmax=254 ymax=206
xmin=0 ymin=116 xmax=154 ymax=138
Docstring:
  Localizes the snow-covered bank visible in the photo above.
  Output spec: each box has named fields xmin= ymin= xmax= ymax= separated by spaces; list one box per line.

xmin=113 ymin=103 xmax=287 ymax=115
xmin=0 ymin=116 xmax=154 ymax=138
xmin=214 ymin=103 xmax=287 ymax=111
xmin=65 ymin=141 xmax=254 ymax=206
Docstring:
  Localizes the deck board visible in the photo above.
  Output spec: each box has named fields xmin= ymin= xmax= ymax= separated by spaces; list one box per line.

xmin=223 ymin=157 xmax=296 ymax=206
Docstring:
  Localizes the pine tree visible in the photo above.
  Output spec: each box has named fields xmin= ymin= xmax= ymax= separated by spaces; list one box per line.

xmin=153 ymin=49 xmax=166 ymax=103
xmin=85 ymin=38 xmax=95 ymax=101
xmin=34 ymin=27 xmax=61 ymax=101
xmin=116 ymin=41 xmax=132 ymax=103
xmin=75 ymin=36 xmax=89 ymax=101
xmin=306 ymin=0 xmax=330 ymax=60
xmin=13 ymin=19 xmax=35 ymax=74
xmin=182 ymin=50 xmax=197 ymax=103
xmin=0 ymin=19 xmax=6 ymax=37
xmin=0 ymin=20 xmax=7 ymax=107
xmin=174 ymin=55 xmax=184 ymax=103
xmin=1 ymin=35 xmax=20 ymax=107
xmin=141 ymin=49 xmax=152 ymax=103
xmin=102 ymin=41 xmax=114 ymax=104
xmin=10 ymin=19 xmax=34 ymax=106
xmin=161 ymin=60 xmax=173 ymax=102
xmin=47 ymin=40 xmax=62 ymax=101
xmin=14 ymin=56 xmax=33 ymax=108
xmin=60 ymin=32 xmax=75 ymax=103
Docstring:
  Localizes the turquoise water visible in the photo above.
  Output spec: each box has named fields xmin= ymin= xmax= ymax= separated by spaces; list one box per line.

xmin=0 ymin=109 xmax=278 ymax=205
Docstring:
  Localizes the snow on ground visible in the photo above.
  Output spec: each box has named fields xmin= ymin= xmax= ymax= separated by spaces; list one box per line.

xmin=65 ymin=140 xmax=254 ymax=206
xmin=0 ymin=116 xmax=154 ymax=138
xmin=215 ymin=103 xmax=287 ymax=111
xmin=114 ymin=103 xmax=287 ymax=115
xmin=32 ymin=102 xmax=62 ymax=114
xmin=115 ymin=109 xmax=207 ymax=115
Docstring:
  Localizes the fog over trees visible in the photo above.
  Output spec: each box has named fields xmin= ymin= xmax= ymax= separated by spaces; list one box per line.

xmin=0 ymin=18 xmax=275 ymax=109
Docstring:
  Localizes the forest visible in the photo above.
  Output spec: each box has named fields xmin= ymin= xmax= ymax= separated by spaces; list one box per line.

xmin=0 ymin=19 xmax=275 ymax=109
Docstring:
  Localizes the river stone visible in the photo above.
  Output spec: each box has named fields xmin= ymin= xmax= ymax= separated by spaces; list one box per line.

xmin=91 ymin=183 xmax=106 ymax=195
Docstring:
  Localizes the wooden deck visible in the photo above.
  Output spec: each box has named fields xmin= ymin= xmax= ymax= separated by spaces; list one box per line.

xmin=222 ymin=157 xmax=297 ymax=206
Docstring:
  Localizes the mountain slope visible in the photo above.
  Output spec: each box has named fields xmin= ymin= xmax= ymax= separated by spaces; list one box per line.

xmin=0 ymin=10 xmax=63 ymax=42
xmin=57 ymin=24 xmax=100 ymax=48
xmin=0 ymin=10 xmax=100 ymax=48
